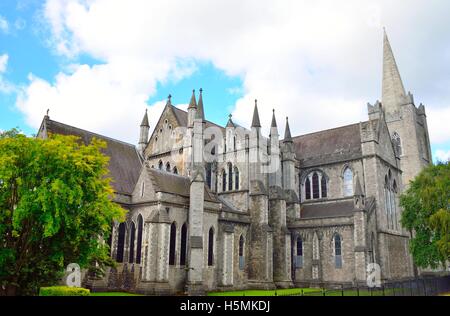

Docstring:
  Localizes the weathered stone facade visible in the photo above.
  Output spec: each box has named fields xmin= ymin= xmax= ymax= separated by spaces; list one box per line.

xmin=37 ymin=31 xmax=432 ymax=295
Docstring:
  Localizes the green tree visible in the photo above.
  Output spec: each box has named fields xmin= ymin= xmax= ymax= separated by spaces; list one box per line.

xmin=0 ymin=129 xmax=126 ymax=295
xmin=400 ymin=161 xmax=450 ymax=269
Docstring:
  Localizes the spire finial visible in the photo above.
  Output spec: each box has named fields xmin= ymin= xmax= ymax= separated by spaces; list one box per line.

xmin=284 ymin=116 xmax=292 ymax=142
xmin=270 ymin=108 xmax=277 ymax=129
xmin=46 ymin=109 xmax=49 ymax=116
xmin=188 ymin=89 xmax=197 ymax=109
xmin=251 ymin=99 xmax=261 ymax=128
xmin=196 ymin=88 xmax=205 ymax=121
xmin=140 ymin=108 xmax=149 ymax=127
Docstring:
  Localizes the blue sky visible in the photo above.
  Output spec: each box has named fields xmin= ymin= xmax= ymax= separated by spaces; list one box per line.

xmin=0 ymin=1 xmax=449 ymax=162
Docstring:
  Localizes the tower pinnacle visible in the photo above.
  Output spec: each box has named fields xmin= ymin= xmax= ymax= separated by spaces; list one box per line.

xmin=251 ymin=99 xmax=261 ymax=128
xmin=284 ymin=116 xmax=292 ymax=142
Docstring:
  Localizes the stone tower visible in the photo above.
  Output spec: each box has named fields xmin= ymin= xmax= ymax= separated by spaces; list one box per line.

xmin=186 ymin=89 xmax=206 ymax=295
xmin=247 ymin=100 xmax=274 ymax=289
xmin=138 ymin=109 xmax=150 ymax=155
xmin=380 ymin=29 xmax=432 ymax=189
xmin=268 ymin=111 xmax=293 ymax=288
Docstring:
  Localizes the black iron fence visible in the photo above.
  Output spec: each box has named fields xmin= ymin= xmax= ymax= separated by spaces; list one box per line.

xmin=281 ymin=276 xmax=450 ymax=296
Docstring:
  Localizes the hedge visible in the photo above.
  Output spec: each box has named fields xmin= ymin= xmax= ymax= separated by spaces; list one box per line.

xmin=39 ymin=286 xmax=91 ymax=296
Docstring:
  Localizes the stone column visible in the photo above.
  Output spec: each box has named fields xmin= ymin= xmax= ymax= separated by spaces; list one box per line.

xmin=221 ymin=225 xmax=234 ymax=286
xmin=269 ymin=186 xmax=293 ymax=288
xmin=247 ymin=180 xmax=275 ymax=290
xmin=353 ymin=210 xmax=367 ymax=283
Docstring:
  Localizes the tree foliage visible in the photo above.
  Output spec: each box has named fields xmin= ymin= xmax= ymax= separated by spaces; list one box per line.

xmin=400 ymin=161 xmax=450 ymax=269
xmin=0 ymin=129 xmax=126 ymax=295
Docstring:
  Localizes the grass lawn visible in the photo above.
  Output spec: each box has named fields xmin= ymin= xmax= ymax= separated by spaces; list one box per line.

xmin=208 ymin=287 xmax=404 ymax=296
xmin=90 ymin=292 xmax=142 ymax=296
xmin=208 ymin=288 xmax=321 ymax=296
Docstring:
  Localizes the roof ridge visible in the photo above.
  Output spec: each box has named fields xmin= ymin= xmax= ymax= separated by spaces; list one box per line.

xmin=170 ymin=105 xmax=225 ymax=129
xmin=48 ymin=119 xmax=137 ymax=148
xmin=291 ymin=121 xmax=365 ymax=139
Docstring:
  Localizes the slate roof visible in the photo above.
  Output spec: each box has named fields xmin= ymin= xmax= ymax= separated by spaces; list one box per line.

xmin=301 ymin=200 xmax=356 ymax=219
xmin=292 ymin=123 xmax=363 ymax=167
xmin=43 ymin=119 xmax=142 ymax=195
xmin=146 ymin=166 xmax=218 ymax=202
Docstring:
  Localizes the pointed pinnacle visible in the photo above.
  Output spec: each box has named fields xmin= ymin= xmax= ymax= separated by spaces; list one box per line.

xmin=271 ymin=109 xmax=277 ymax=128
xmin=251 ymin=99 xmax=261 ymax=128
xmin=188 ymin=89 xmax=197 ymax=109
xmin=284 ymin=116 xmax=292 ymax=142
xmin=354 ymin=172 xmax=364 ymax=197
xmin=140 ymin=108 xmax=149 ymax=127
xmin=196 ymin=88 xmax=205 ymax=120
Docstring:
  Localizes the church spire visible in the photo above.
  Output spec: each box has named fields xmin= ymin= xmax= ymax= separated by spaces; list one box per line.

xmin=140 ymin=108 xmax=149 ymax=127
xmin=269 ymin=109 xmax=278 ymax=137
xmin=251 ymin=99 xmax=261 ymax=128
xmin=188 ymin=89 xmax=197 ymax=109
xmin=271 ymin=109 xmax=277 ymax=128
xmin=382 ymin=28 xmax=406 ymax=112
xmin=139 ymin=108 xmax=150 ymax=155
xmin=195 ymin=88 xmax=205 ymax=121
xmin=284 ymin=116 xmax=292 ymax=142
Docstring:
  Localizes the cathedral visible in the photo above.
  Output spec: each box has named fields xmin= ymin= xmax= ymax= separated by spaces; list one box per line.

xmin=37 ymin=31 xmax=432 ymax=295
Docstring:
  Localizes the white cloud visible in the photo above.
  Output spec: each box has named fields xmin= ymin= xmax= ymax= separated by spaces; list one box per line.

xmin=0 ymin=54 xmax=16 ymax=94
xmin=435 ymin=149 xmax=450 ymax=162
xmin=0 ymin=16 xmax=8 ymax=33
xmin=0 ymin=54 xmax=8 ymax=73
xmin=16 ymin=0 xmax=450 ymax=145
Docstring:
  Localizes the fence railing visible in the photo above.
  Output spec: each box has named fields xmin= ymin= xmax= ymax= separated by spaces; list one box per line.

xmin=279 ymin=276 xmax=450 ymax=296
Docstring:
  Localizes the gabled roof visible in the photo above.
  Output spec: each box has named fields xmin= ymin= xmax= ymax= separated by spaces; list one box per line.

xmin=41 ymin=119 xmax=142 ymax=195
xmin=292 ymin=123 xmax=363 ymax=167
xmin=145 ymin=165 xmax=218 ymax=202
xmin=171 ymin=105 xmax=224 ymax=131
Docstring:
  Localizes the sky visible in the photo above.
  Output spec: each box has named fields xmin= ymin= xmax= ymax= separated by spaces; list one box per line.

xmin=0 ymin=0 xmax=449 ymax=162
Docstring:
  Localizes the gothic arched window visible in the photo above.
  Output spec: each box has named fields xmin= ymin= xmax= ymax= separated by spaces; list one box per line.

xmin=169 ymin=222 xmax=176 ymax=265
xmin=158 ymin=160 xmax=163 ymax=170
xmin=304 ymin=171 xmax=328 ymax=200
xmin=173 ymin=166 xmax=178 ymax=174
xmin=239 ymin=235 xmax=245 ymax=270
xmin=166 ymin=162 xmax=171 ymax=172
xmin=296 ymin=236 xmax=303 ymax=268
xmin=136 ymin=215 xmax=143 ymax=264
xmin=312 ymin=172 xmax=320 ymax=199
xmin=208 ymin=227 xmax=215 ymax=266
xmin=305 ymin=177 xmax=311 ymax=200
xmin=180 ymin=223 xmax=187 ymax=266
xmin=321 ymin=176 xmax=327 ymax=198
xmin=334 ymin=234 xmax=342 ymax=269
xmin=116 ymin=223 xmax=126 ymax=263
xmin=206 ymin=163 xmax=212 ymax=189
xmin=234 ymin=167 xmax=240 ymax=191
xmin=343 ymin=167 xmax=353 ymax=197
xmin=129 ymin=222 xmax=136 ymax=263
xmin=228 ymin=163 xmax=233 ymax=191
xmin=222 ymin=170 xmax=226 ymax=192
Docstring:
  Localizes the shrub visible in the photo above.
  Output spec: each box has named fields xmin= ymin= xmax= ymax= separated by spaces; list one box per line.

xmin=39 ymin=286 xmax=91 ymax=296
